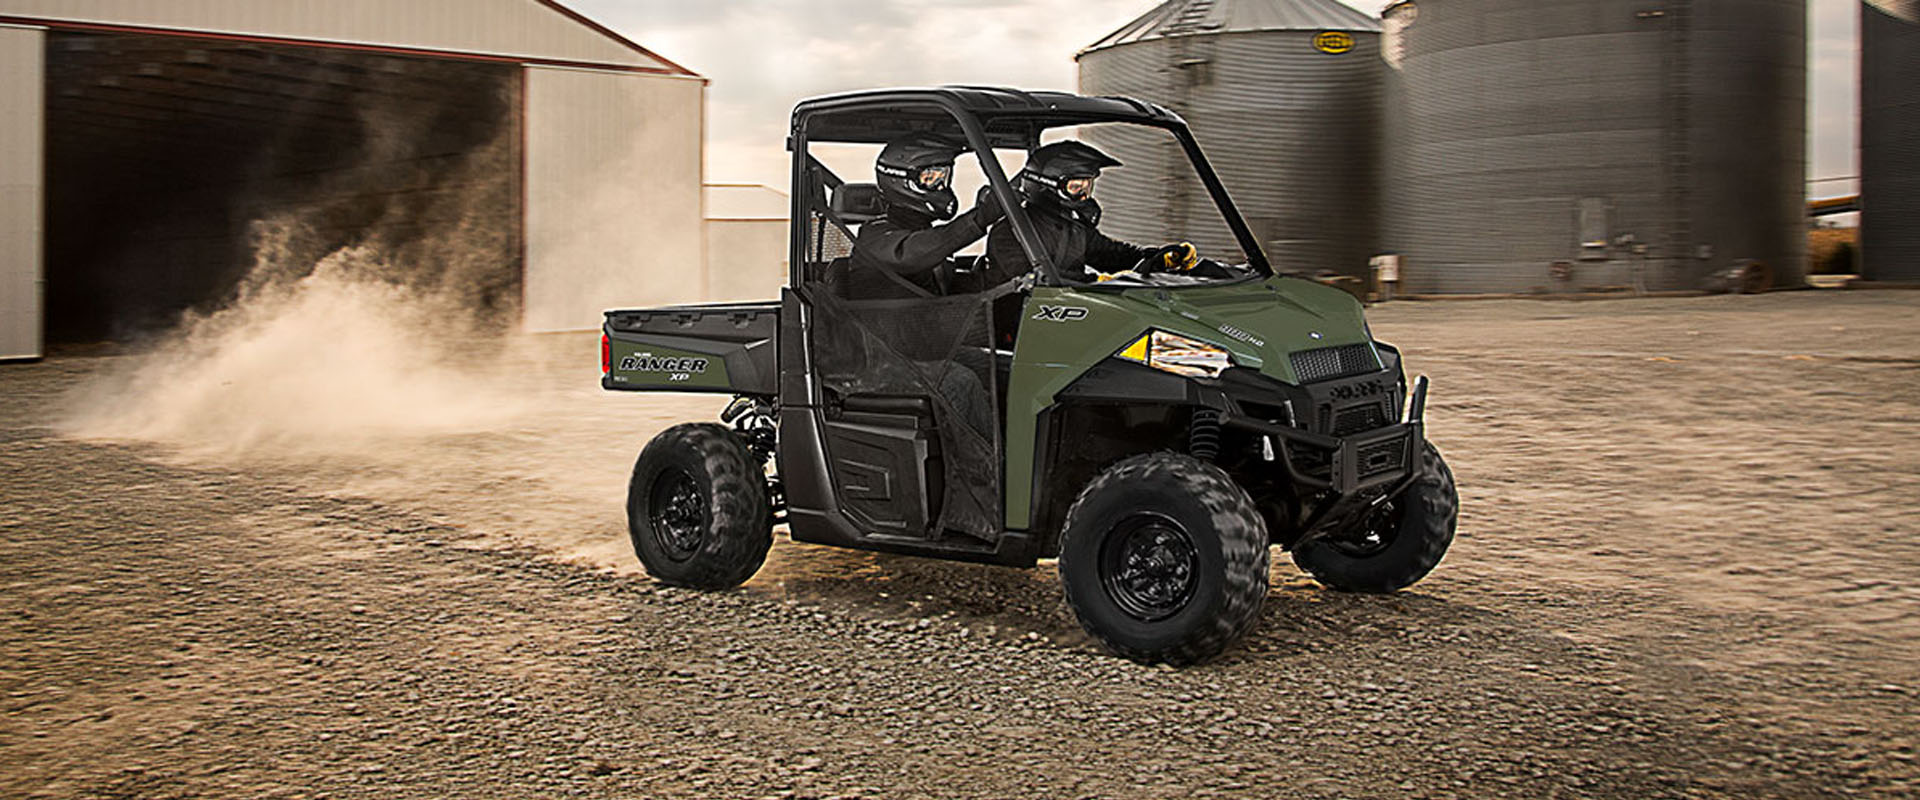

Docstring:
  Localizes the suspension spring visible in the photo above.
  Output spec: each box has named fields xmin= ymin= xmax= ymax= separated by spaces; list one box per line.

xmin=724 ymin=396 xmax=778 ymax=465
xmin=1189 ymin=409 xmax=1222 ymax=462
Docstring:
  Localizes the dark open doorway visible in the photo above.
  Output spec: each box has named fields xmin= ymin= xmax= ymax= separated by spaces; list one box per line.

xmin=43 ymin=31 xmax=524 ymax=344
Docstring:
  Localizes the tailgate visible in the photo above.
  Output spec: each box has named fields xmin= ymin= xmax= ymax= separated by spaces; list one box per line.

xmin=602 ymin=302 xmax=779 ymax=396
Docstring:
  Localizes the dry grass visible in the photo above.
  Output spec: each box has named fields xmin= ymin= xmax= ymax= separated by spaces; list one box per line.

xmin=1810 ymin=225 xmax=1859 ymax=274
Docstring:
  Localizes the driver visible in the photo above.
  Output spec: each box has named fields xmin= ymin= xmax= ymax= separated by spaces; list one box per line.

xmin=985 ymin=141 xmax=1216 ymax=283
xmin=841 ymin=134 xmax=1007 ymax=438
xmin=844 ymin=135 xmax=1005 ymax=300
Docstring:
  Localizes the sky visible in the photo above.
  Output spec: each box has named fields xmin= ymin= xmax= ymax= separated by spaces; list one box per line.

xmin=564 ymin=0 xmax=1864 ymax=200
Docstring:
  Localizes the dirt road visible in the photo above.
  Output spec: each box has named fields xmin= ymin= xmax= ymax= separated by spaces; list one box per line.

xmin=3 ymin=290 xmax=1917 ymax=798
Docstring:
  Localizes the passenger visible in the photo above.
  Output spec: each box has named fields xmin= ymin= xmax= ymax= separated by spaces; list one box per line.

xmin=844 ymin=135 xmax=1006 ymax=300
xmin=985 ymin=141 xmax=1223 ymax=282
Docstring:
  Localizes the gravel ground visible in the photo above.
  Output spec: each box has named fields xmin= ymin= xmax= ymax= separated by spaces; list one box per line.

xmin=3 ymin=290 xmax=1918 ymax=798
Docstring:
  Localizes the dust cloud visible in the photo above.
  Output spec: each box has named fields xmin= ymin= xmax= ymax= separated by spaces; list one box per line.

xmin=61 ymin=226 xmax=525 ymax=455
xmin=55 ymin=76 xmax=721 ymax=572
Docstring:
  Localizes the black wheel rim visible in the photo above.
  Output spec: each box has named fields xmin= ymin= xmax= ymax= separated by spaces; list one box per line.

xmin=1328 ymin=499 xmax=1401 ymax=558
xmin=648 ymin=468 xmax=706 ymax=563
xmin=1098 ymin=513 xmax=1200 ymax=622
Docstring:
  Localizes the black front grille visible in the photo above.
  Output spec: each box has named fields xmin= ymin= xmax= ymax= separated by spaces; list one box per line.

xmin=1356 ymin=438 xmax=1407 ymax=478
xmin=1331 ymin=404 xmax=1388 ymax=437
xmin=1291 ymin=344 xmax=1380 ymax=383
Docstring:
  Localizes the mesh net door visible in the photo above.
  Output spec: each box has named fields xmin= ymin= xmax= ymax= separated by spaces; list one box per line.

xmin=811 ymin=289 xmax=1002 ymax=541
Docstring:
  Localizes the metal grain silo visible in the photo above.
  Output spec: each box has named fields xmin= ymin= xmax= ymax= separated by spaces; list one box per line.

xmin=1862 ymin=0 xmax=1920 ymax=283
xmin=1077 ymin=0 xmax=1383 ymax=277
xmin=1381 ymin=0 xmax=1807 ymax=294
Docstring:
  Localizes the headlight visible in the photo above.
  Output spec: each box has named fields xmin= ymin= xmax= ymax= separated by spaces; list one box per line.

xmin=1118 ymin=330 xmax=1234 ymax=379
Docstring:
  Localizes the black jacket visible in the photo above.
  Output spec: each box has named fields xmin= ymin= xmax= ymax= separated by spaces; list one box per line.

xmin=984 ymin=208 xmax=1154 ymax=282
xmin=844 ymin=206 xmax=1002 ymax=300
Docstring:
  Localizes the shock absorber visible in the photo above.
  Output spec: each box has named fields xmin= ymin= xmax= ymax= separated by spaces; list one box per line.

xmin=723 ymin=396 xmax=777 ymax=464
xmin=1189 ymin=408 xmax=1222 ymax=462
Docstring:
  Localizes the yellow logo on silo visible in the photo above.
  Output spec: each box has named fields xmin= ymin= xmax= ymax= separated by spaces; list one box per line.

xmin=1314 ymin=31 xmax=1355 ymax=55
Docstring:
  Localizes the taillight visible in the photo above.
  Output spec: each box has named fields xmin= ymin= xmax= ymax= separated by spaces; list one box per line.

xmin=600 ymin=333 xmax=611 ymax=375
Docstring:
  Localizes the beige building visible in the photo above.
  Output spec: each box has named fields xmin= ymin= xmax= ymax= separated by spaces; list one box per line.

xmin=703 ymin=183 xmax=789 ymax=302
xmin=0 ymin=0 xmax=708 ymax=360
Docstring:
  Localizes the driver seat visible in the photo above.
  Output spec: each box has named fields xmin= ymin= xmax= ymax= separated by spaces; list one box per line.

xmin=830 ymin=183 xmax=886 ymax=225
xmin=822 ymin=183 xmax=887 ymax=298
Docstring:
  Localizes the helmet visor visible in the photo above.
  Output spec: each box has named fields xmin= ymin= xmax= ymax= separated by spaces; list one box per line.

xmin=1063 ymin=176 xmax=1096 ymax=201
xmin=915 ymin=165 xmax=952 ymax=192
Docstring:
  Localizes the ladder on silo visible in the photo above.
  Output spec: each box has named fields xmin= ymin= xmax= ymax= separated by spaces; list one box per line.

xmin=1164 ymin=0 xmax=1216 ymax=35
xmin=1663 ymin=0 xmax=1695 ymax=289
xmin=1162 ymin=0 xmax=1216 ymax=245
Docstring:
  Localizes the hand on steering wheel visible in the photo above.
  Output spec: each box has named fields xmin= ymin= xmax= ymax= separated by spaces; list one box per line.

xmin=1134 ymin=242 xmax=1199 ymax=274
xmin=1155 ymin=242 xmax=1199 ymax=272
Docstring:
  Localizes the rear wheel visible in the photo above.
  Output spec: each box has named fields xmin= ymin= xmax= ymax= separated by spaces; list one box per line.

xmin=1058 ymin=453 xmax=1269 ymax=666
xmin=627 ymin=423 xmax=772 ymax=590
xmin=1293 ymin=442 xmax=1457 ymax=593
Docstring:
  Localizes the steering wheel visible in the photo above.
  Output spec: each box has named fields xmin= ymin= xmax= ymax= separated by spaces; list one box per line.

xmin=1132 ymin=243 xmax=1201 ymax=275
xmin=1189 ymin=257 xmax=1232 ymax=274
xmin=1113 ymin=256 xmax=1236 ymax=285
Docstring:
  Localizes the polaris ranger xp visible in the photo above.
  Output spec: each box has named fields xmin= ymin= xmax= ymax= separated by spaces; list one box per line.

xmin=602 ymin=88 xmax=1457 ymax=665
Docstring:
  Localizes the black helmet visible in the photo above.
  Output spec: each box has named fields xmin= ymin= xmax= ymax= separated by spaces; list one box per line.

xmin=875 ymin=135 xmax=962 ymax=221
xmin=1015 ymin=141 xmax=1121 ymax=224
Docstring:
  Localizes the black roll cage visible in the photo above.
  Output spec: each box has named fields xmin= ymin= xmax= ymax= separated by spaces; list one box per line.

xmin=785 ymin=87 xmax=1275 ymax=288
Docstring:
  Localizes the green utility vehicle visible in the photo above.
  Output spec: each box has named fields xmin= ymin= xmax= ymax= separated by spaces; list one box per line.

xmin=602 ymin=88 xmax=1457 ymax=665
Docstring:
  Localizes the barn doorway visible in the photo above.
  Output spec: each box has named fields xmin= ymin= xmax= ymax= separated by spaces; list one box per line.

xmin=43 ymin=31 xmax=524 ymax=344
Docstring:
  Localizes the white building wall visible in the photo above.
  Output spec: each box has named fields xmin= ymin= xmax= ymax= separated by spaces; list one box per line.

xmin=0 ymin=0 xmax=680 ymax=71
xmin=705 ymin=220 xmax=788 ymax=302
xmin=524 ymin=66 xmax=704 ymax=331
xmin=0 ymin=25 xmax=43 ymax=361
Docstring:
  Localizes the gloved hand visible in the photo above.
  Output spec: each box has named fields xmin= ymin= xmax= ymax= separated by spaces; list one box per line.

xmin=974 ymin=185 xmax=1005 ymax=225
xmin=1155 ymin=242 xmax=1199 ymax=272
xmin=1093 ymin=270 xmax=1141 ymax=283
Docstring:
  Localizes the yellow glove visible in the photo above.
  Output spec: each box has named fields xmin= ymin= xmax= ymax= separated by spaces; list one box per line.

xmin=1157 ymin=242 xmax=1199 ymax=272
xmin=1094 ymin=270 xmax=1142 ymax=283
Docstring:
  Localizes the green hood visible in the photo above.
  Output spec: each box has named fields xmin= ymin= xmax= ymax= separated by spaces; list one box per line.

xmin=1118 ymin=277 xmax=1373 ymax=385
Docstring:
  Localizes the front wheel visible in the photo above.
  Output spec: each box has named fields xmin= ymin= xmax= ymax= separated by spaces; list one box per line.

xmin=627 ymin=423 xmax=772 ymax=590
xmin=1293 ymin=441 xmax=1457 ymax=593
xmin=1058 ymin=453 xmax=1269 ymax=666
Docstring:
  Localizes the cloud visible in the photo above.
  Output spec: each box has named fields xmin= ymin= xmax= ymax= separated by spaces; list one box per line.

xmin=567 ymin=0 xmax=1149 ymax=184
xmin=1808 ymin=0 xmax=1861 ymax=193
xmin=565 ymin=0 xmax=1859 ymax=192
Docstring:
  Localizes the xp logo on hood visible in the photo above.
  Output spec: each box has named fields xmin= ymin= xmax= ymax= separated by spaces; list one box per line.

xmin=619 ymin=353 xmax=709 ymax=373
xmin=1032 ymin=305 xmax=1090 ymax=323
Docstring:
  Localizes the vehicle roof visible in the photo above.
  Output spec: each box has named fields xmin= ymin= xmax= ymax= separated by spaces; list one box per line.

xmin=791 ymin=86 xmax=1185 ymax=147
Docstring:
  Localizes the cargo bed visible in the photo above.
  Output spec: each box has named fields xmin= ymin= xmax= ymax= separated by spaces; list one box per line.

xmin=602 ymin=301 xmax=779 ymax=396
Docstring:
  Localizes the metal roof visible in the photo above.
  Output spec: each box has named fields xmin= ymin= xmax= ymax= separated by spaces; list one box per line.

xmin=1082 ymin=0 xmax=1382 ymax=56
xmin=0 ymin=0 xmax=700 ymax=76
xmin=793 ymin=86 xmax=1183 ymax=146
xmin=1868 ymin=0 xmax=1920 ymax=23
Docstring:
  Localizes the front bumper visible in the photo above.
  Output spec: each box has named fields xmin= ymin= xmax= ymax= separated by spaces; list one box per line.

xmin=1219 ymin=376 xmax=1429 ymax=544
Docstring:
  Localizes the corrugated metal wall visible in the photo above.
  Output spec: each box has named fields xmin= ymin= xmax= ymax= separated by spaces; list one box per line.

xmin=1862 ymin=0 xmax=1920 ymax=283
xmin=523 ymin=67 xmax=705 ymax=332
xmin=1079 ymin=28 xmax=1383 ymax=276
xmin=0 ymin=25 xmax=43 ymax=360
xmin=0 ymin=0 xmax=679 ymax=71
xmin=1688 ymin=0 xmax=1807 ymax=290
xmin=1382 ymin=0 xmax=1806 ymax=294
